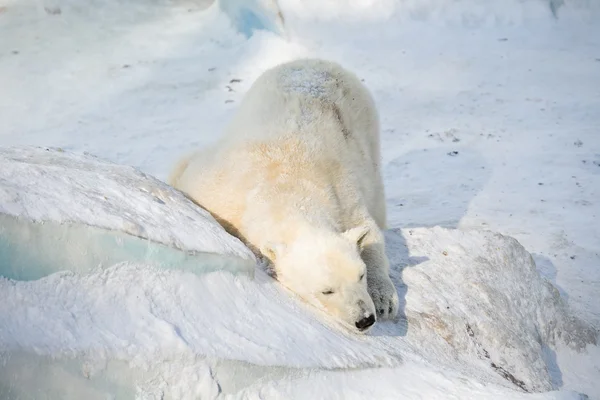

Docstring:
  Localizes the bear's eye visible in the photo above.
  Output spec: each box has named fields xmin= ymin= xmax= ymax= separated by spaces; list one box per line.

xmin=359 ymin=273 xmax=365 ymax=281
xmin=322 ymin=289 xmax=335 ymax=295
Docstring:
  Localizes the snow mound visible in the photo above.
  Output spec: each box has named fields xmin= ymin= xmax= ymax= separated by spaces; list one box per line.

xmin=387 ymin=227 xmax=598 ymax=393
xmin=0 ymin=263 xmax=405 ymax=399
xmin=0 ymin=146 xmax=255 ymax=273
xmin=0 ymin=148 xmax=595 ymax=398
xmin=1 ymin=222 xmax=595 ymax=397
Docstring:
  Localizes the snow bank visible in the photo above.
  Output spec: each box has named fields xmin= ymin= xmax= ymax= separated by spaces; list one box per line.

xmin=1 ymin=222 xmax=595 ymax=397
xmin=0 ymin=146 xmax=256 ymax=277
xmin=0 ymin=263 xmax=404 ymax=399
xmin=387 ymin=227 xmax=598 ymax=393
xmin=0 ymin=147 xmax=594 ymax=396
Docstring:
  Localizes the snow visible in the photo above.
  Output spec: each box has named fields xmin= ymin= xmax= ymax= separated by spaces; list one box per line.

xmin=0 ymin=147 xmax=254 ymax=262
xmin=0 ymin=146 xmax=255 ymax=280
xmin=387 ymin=227 xmax=597 ymax=393
xmin=1 ymin=0 xmax=599 ymax=398
xmin=1 ymin=224 xmax=595 ymax=398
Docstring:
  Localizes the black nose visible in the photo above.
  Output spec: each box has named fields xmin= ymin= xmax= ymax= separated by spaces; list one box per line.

xmin=355 ymin=314 xmax=376 ymax=330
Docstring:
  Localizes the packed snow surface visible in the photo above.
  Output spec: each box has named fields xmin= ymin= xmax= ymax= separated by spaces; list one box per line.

xmin=0 ymin=147 xmax=255 ymax=280
xmin=0 ymin=146 xmax=254 ymax=261
xmin=1 ymin=221 xmax=596 ymax=398
xmin=1 ymin=0 xmax=599 ymax=398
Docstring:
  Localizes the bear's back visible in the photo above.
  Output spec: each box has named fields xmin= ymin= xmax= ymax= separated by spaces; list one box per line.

xmin=222 ymin=59 xmax=379 ymax=155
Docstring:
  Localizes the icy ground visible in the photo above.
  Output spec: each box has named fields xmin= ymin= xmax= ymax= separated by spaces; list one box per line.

xmin=1 ymin=0 xmax=600 ymax=398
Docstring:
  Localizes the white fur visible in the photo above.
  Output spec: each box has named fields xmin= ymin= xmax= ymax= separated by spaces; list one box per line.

xmin=170 ymin=59 xmax=399 ymax=332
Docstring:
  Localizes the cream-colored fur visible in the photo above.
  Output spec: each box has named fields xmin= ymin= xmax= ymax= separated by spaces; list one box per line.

xmin=170 ymin=59 xmax=398 ymax=332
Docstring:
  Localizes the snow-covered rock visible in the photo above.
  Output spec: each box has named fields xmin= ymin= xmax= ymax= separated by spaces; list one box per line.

xmin=0 ymin=146 xmax=256 ymax=280
xmin=385 ymin=227 xmax=598 ymax=393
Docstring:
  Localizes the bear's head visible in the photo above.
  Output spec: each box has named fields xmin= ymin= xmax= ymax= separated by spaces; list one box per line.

xmin=263 ymin=226 xmax=377 ymax=333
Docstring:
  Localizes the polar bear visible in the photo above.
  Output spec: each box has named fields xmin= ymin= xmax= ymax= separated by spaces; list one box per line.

xmin=169 ymin=59 xmax=399 ymax=332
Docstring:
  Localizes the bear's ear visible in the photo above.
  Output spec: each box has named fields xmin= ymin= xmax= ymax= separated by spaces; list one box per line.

xmin=262 ymin=242 xmax=286 ymax=262
xmin=343 ymin=226 xmax=370 ymax=249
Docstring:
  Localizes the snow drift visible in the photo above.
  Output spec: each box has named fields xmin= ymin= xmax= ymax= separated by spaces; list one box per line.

xmin=0 ymin=146 xmax=256 ymax=280
xmin=0 ymin=0 xmax=599 ymax=396
xmin=0 ymin=146 xmax=595 ymax=398
xmin=386 ymin=227 xmax=598 ymax=393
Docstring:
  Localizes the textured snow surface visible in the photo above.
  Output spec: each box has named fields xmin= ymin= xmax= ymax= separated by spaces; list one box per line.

xmin=1 ymin=0 xmax=599 ymax=398
xmin=0 ymin=224 xmax=596 ymax=398
xmin=0 ymin=146 xmax=255 ymax=262
xmin=387 ymin=227 xmax=597 ymax=393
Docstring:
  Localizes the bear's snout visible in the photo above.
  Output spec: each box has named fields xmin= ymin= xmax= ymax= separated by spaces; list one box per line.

xmin=355 ymin=314 xmax=376 ymax=331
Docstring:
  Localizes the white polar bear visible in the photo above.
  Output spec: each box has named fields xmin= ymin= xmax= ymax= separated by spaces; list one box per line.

xmin=169 ymin=58 xmax=399 ymax=332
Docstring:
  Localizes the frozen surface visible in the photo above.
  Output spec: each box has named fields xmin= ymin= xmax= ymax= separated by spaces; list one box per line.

xmin=1 ymin=0 xmax=600 ymax=398
xmin=218 ymin=0 xmax=284 ymax=38
xmin=0 ymin=214 xmax=253 ymax=280
xmin=0 ymin=147 xmax=255 ymax=262
xmin=387 ymin=227 xmax=597 ymax=393
xmin=0 ymin=225 xmax=596 ymax=398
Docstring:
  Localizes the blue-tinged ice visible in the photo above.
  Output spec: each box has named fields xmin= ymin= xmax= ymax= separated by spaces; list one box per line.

xmin=0 ymin=146 xmax=257 ymax=280
xmin=0 ymin=214 xmax=253 ymax=281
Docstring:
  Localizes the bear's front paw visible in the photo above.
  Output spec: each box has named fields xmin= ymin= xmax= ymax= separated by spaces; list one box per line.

xmin=368 ymin=273 xmax=399 ymax=320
